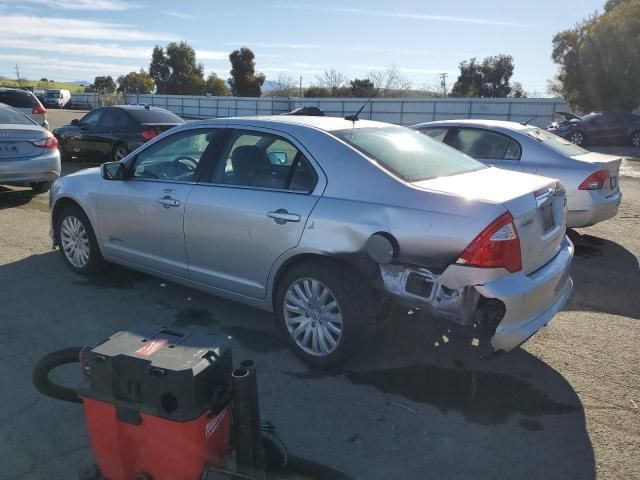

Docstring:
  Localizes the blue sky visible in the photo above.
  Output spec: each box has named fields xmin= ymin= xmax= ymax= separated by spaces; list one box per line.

xmin=0 ymin=0 xmax=605 ymax=93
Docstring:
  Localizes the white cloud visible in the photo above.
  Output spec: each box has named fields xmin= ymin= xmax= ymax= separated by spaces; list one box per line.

xmin=0 ymin=0 xmax=135 ymax=10
xmin=0 ymin=15 xmax=174 ymax=42
xmin=0 ymin=54 xmax=140 ymax=74
xmin=276 ymin=4 xmax=530 ymax=28
xmin=161 ymin=10 xmax=193 ymax=20
xmin=0 ymin=37 xmax=152 ymax=59
xmin=197 ymin=50 xmax=229 ymax=61
xmin=223 ymin=41 xmax=439 ymax=56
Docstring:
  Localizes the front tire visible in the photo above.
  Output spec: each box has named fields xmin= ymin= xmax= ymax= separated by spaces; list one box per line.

xmin=56 ymin=205 xmax=107 ymax=275
xmin=630 ymin=131 xmax=640 ymax=147
xmin=275 ymin=261 xmax=374 ymax=368
xmin=568 ymin=130 xmax=586 ymax=146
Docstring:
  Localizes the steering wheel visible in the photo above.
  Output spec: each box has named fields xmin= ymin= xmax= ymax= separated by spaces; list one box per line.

xmin=172 ymin=156 xmax=198 ymax=171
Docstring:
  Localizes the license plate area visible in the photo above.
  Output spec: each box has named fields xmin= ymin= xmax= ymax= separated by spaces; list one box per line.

xmin=0 ymin=142 xmax=19 ymax=156
xmin=540 ymin=200 xmax=555 ymax=232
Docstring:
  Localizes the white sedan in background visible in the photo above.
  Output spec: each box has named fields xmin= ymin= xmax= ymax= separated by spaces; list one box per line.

xmin=412 ymin=120 xmax=622 ymax=228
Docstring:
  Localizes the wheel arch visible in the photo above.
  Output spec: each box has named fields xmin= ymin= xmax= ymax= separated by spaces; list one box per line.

xmin=51 ymin=197 xmax=101 ymax=254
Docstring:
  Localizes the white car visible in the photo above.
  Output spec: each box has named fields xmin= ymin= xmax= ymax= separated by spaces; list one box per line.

xmin=44 ymin=89 xmax=71 ymax=109
xmin=413 ymin=120 xmax=622 ymax=228
xmin=0 ymin=87 xmax=49 ymax=129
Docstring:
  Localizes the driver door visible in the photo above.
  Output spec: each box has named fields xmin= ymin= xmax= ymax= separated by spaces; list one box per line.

xmin=97 ymin=128 xmax=213 ymax=278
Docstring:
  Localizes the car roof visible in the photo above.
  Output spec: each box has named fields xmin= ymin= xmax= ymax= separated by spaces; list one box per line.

xmin=0 ymin=87 xmax=35 ymax=94
xmin=114 ymin=104 xmax=175 ymax=112
xmin=413 ymin=119 xmax=534 ymax=132
xmin=189 ymin=115 xmax=393 ymax=132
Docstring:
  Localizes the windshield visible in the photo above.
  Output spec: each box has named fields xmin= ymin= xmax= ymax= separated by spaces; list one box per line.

xmin=525 ymin=127 xmax=589 ymax=156
xmin=0 ymin=107 xmax=37 ymax=125
xmin=580 ymin=112 xmax=600 ymax=122
xmin=332 ymin=126 xmax=485 ymax=182
xmin=46 ymin=90 xmax=61 ymax=98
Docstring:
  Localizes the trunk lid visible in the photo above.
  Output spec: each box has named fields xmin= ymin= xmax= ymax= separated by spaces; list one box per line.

xmin=414 ymin=167 xmax=567 ymax=275
xmin=571 ymin=152 xmax=622 ymax=196
xmin=0 ymin=126 xmax=48 ymax=159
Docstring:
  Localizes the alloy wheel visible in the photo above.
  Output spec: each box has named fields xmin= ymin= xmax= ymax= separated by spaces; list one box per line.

xmin=283 ymin=278 xmax=343 ymax=357
xmin=632 ymin=132 xmax=640 ymax=147
xmin=569 ymin=131 xmax=584 ymax=145
xmin=114 ymin=146 xmax=128 ymax=161
xmin=60 ymin=216 xmax=90 ymax=269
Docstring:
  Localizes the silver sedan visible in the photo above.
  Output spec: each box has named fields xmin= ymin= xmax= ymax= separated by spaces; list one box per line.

xmin=412 ymin=119 xmax=622 ymax=228
xmin=0 ymin=102 xmax=60 ymax=193
xmin=49 ymin=116 xmax=573 ymax=367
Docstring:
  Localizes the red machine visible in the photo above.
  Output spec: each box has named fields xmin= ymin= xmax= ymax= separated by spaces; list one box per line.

xmin=78 ymin=325 xmax=233 ymax=479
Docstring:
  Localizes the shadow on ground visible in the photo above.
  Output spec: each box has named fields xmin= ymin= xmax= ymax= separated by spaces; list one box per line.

xmin=0 ymin=250 xmax=596 ymax=479
xmin=566 ymin=229 xmax=640 ymax=320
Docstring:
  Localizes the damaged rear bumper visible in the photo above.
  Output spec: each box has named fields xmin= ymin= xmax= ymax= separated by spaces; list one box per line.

xmin=380 ymin=236 xmax=574 ymax=353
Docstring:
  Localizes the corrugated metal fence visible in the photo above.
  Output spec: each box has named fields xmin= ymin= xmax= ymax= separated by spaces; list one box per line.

xmin=69 ymin=93 xmax=571 ymax=127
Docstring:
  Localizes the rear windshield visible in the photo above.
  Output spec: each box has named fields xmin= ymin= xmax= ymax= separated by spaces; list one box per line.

xmin=525 ymin=127 xmax=588 ymax=157
xmin=127 ymin=109 xmax=184 ymax=124
xmin=0 ymin=107 xmax=37 ymax=125
xmin=332 ymin=126 xmax=485 ymax=182
xmin=0 ymin=90 xmax=38 ymax=108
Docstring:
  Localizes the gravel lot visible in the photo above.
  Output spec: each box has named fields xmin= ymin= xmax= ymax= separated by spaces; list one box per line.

xmin=0 ymin=110 xmax=638 ymax=480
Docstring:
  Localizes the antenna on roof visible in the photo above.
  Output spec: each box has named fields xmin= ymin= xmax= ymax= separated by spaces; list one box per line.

xmin=521 ymin=115 xmax=538 ymax=126
xmin=344 ymin=95 xmax=375 ymax=123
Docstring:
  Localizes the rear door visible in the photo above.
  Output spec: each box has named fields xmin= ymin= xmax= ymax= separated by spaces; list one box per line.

xmin=184 ymin=127 xmax=324 ymax=299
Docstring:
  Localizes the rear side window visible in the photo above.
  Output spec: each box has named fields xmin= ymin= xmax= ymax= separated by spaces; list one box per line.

xmin=449 ymin=128 xmax=517 ymax=160
xmin=0 ymin=90 xmax=38 ymax=108
xmin=333 ymin=126 xmax=484 ymax=182
xmin=0 ymin=107 xmax=36 ymax=125
xmin=128 ymin=109 xmax=184 ymax=124
xmin=420 ymin=127 xmax=449 ymax=142
xmin=211 ymin=130 xmax=317 ymax=192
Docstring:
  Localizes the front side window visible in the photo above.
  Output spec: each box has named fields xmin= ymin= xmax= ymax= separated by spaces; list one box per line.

xmin=332 ymin=126 xmax=484 ymax=182
xmin=132 ymin=130 xmax=212 ymax=182
xmin=449 ymin=128 xmax=515 ymax=160
xmin=211 ymin=130 xmax=317 ymax=192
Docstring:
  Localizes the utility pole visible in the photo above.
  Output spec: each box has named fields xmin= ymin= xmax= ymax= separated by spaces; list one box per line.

xmin=15 ymin=64 xmax=24 ymax=87
xmin=299 ymin=75 xmax=302 ymax=97
xmin=439 ymin=73 xmax=448 ymax=97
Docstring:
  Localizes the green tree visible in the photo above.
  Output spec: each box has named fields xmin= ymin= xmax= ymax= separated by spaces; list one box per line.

xmin=604 ymin=0 xmax=633 ymax=12
xmin=451 ymin=55 xmax=515 ymax=97
xmin=91 ymin=75 xmax=116 ymax=94
xmin=303 ymin=86 xmax=331 ymax=97
xmin=228 ymin=47 xmax=265 ymax=97
xmin=350 ymin=78 xmax=375 ymax=97
xmin=117 ymin=69 xmax=154 ymax=94
xmin=149 ymin=42 xmax=205 ymax=95
xmin=551 ymin=1 xmax=640 ymax=111
xmin=205 ymin=72 xmax=229 ymax=96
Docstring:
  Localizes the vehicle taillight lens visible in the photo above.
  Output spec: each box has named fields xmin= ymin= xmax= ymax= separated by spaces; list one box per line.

xmin=142 ymin=129 xmax=157 ymax=140
xmin=32 ymin=135 xmax=58 ymax=148
xmin=578 ymin=170 xmax=609 ymax=190
xmin=457 ymin=212 xmax=522 ymax=273
xmin=32 ymin=105 xmax=46 ymax=115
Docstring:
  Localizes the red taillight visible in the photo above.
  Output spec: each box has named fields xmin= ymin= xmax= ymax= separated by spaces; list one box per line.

xmin=457 ymin=212 xmax=522 ymax=273
xmin=32 ymin=135 xmax=58 ymax=149
xmin=142 ymin=129 xmax=157 ymax=140
xmin=578 ymin=170 xmax=609 ymax=190
xmin=32 ymin=105 xmax=46 ymax=115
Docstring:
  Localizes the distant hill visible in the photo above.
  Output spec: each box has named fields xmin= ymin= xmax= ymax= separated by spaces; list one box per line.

xmin=262 ymin=80 xmax=280 ymax=92
xmin=70 ymin=80 xmax=91 ymax=87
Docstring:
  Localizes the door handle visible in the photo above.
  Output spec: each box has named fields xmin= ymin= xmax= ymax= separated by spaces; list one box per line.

xmin=157 ymin=196 xmax=180 ymax=208
xmin=267 ymin=209 xmax=300 ymax=224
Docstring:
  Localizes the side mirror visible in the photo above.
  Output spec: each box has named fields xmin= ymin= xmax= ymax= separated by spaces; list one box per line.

xmin=101 ymin=162 xmax=125 ymax=180
xmin=71 ymin=119 xmax=80 ymax=126
xmin=268 ymin=151 xmax=288 ymax=165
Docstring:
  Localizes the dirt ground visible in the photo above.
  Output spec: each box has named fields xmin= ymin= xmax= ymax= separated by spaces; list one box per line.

xmin=0 ymin=110 xmax=638 ymax=480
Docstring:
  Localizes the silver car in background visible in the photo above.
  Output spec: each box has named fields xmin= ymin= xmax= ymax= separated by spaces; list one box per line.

xmin=0 ymin=103 xmax=60 ymax=193
xmin=412 ymin=120 xmax=622 ymax=228
xmin=0 ymin=87 xmax=49 ymax=130
xmin=49 ymin=116 xmax=573 ymax=367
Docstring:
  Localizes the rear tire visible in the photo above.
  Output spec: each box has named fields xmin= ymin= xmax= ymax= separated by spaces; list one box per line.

xmin=275 ymin=260 xmax=374 ymax=368
xmin=631 ymin=131 xmax=640 ymax=147
xmin=112 ymin=143 xmax=129 ymax=162
xmin=568 ymin=130 xmax=586 ymax=146
xmin=30 ymin=182 xmax=50 ymax=194
xmin=56 ymin=205 xmax=107 ymax=275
